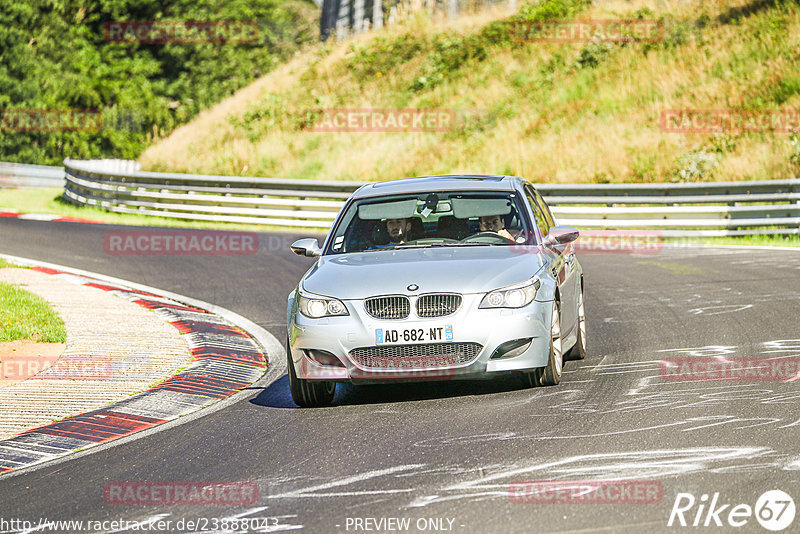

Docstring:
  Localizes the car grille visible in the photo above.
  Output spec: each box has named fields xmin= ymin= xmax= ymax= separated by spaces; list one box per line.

xmin=364 ymin=295 xmax=410 ymax=320
xmin=349 ymin=342 xmax=482 ymax=369
xmin=416 ymin=293 xmax=462 ymax=318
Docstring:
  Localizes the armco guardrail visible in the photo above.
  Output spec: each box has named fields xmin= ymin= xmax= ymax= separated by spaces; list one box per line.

xmin=0 ymin=162 xmax=64 ymax=188
xmin=63 ymin=159 xmax=800 ymax=236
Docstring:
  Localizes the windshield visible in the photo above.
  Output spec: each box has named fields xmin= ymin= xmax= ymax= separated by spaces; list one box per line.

xmin=325 ymin=191 xmax=534 ymax=254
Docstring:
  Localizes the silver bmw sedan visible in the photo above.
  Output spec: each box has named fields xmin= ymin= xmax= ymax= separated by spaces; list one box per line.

xmin=287 ymin=175 xmax=586 ymax=407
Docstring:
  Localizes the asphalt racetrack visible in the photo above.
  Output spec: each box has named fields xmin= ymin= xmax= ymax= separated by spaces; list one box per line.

xmin=2 ymin=217 xmax=800 ymax=533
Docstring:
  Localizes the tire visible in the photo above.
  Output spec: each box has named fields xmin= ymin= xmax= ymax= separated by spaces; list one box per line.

xmin=565 ymin=286 xmax=586 ymax=361
xmin=534 ymin=300 xmax=563 ymax=387
xmin=287 ymin=339 xmax=336 ymax=407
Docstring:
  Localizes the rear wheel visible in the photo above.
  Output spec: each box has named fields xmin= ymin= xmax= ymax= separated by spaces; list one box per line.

xmin=565 ymin=287 xmax=586 ymax=361
xmin=534 ymin=301 xmax=563 ymax=386
xmin=287 ymin=339 xmax=336 ymax=407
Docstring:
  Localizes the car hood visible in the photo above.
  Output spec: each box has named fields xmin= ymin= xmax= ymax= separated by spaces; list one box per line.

xmin=301 ymin=246 xmax=546 ymax=299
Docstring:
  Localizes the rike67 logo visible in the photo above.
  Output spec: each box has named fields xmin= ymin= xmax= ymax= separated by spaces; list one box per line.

xmin=668 ymin=490 xmax=795 ymax=531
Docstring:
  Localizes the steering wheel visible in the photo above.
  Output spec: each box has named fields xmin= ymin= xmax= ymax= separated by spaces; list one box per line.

xmin=460 ymin=231 xmax=516 ymax=244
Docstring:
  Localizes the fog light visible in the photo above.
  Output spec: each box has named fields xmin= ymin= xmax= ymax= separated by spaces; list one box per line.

xmin=490 ymin=338 xmax=533 ymax=359
xmin=305 ymin=349 xmax=345 ymax=367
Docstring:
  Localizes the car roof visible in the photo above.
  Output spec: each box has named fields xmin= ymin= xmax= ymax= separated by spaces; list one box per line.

xmin=351 ymin=175 xmax=528 ymax=199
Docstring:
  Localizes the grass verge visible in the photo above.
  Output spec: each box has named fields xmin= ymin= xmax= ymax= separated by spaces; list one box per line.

xmin=0 ymin=282 xmax=67 ymax=343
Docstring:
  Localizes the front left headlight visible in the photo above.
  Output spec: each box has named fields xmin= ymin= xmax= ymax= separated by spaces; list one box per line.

xmin=479 ymin=277 xmax=540 ymax=309
xmin=298 ymin=290 xmax=349 ymax=318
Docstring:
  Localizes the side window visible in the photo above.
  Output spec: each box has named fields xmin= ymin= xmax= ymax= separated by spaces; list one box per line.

xmin=534 ymin=189 xmax=556 ymax=230
xmin=524 ymin=185 xmax=550 ymax=237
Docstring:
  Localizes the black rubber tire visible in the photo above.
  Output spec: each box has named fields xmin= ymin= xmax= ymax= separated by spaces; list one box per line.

xmin=287 ymin=339 xmax=336 ymax=407
xmin=534 ymin=301 xmax=563 ymax=387
xmin=565 ymin=287 xmax=586 ymax=361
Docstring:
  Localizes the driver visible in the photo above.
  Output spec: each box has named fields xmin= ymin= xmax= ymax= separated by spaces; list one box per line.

xmin=479 ymin=215 xmax=514 ymax=241
xmin=386 ymin=218 xmax=412 ymax=244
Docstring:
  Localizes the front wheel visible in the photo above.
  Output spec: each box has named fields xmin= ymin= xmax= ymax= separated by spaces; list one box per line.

xmin=287 ymin=339 xmax=335 ymax=407
xmin=565 ymin=287 xmax=586 ymax=361
xmin=534 ymin=301 xmax=563 ymax=386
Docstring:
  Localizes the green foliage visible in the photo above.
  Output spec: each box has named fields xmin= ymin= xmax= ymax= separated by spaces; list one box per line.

xmin=516 ymin=0 xmax=590 ymax=21
xmin=412 ymin=33 xmax=487 ymax=91
xmin=575 ymin=42 xmax=614 ymax=69
xmin=411 ymin=0 xmax=591 ymax=91
xmin=229 ymin=93 xmax=287 ymax=142
xmin=346 ymin=33 xmax=426 ymax=78
xmin=771 ymin=74 xmax=800 ymax=104
xmin=0 ymin=0 xmax=317 ymax=165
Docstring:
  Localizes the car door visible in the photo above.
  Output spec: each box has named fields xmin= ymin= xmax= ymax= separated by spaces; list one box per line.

xmin=526 ymin=185 xmax=578 ymax=336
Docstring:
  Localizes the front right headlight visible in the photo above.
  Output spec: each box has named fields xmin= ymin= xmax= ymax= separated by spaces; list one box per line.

xmin=298 ymin=291 xmax=349 ymax=318
xmin=479 ymin=277 xmax=540 ymax=309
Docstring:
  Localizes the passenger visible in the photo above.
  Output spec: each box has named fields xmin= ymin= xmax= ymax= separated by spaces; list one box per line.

xmin=479 ymin=215 xmax=514 ymax=240
xmin=386 ymin=218 xmax=413 ymax=244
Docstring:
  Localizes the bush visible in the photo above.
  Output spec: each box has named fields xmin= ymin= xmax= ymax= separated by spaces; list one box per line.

xmin=0 ymin=0 xmax=317 ymax=165
xmin=346 ymin=33 xmax=426 ymax=78
xmin=575 ymin=42 xmax=614 ymax=69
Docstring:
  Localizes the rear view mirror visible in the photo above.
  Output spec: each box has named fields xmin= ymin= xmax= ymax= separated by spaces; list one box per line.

xmin=543 ymin=226 xmax=579 ymax=249
xmin=290 ymin=238 xmax=322 ymax=257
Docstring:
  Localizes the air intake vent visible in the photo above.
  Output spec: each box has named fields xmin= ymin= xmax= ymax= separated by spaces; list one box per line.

xmin=349 ymin=342 xmax=482 ymax=369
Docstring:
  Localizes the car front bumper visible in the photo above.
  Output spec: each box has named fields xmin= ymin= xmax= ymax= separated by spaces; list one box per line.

xmin=288 ymin=293 xmax=553 ymax=383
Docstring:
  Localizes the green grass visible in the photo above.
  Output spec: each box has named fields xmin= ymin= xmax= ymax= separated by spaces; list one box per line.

xmin=0 ymin=259 xmax=29 ymax=269
xmin=0 ymin=188 xmax=322 ymax=232
xmin=0 ymin=282 xmax=67 ymax=343
xmin=684 ymin=234 xmax=800 ymax=248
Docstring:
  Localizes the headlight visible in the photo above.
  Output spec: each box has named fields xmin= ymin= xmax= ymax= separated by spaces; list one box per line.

xmin=479 ymin=278 xmax=540 ymax=309
xmin=298 ymin=291 xmax=349 ymax=318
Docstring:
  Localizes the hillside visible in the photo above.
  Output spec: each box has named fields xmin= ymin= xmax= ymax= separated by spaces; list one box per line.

xmin=140 ymin=0 xmax=800 ymax=184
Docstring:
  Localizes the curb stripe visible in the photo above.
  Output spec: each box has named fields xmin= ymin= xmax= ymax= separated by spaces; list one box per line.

xmin=0 ymin=265 xmax=269 ymax=474
xmin=0 ymin=210 xmax=101 ymax=224
xmin=170 ymin=320 xmax=247 ymax=337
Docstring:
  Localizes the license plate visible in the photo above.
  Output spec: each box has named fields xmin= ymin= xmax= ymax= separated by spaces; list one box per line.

xmin=375 ymin=325 xmax=453 ymax=344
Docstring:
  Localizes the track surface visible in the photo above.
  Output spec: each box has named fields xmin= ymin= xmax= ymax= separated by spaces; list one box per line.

xmin=1 ymin=218 xmax=800 ymax=533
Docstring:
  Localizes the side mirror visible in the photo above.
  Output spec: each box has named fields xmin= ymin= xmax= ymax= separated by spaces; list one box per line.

xmin=290 ymin=238 xmax=322 ymax=257
xmin=543 ymin=226 xmax=579 ymax=249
